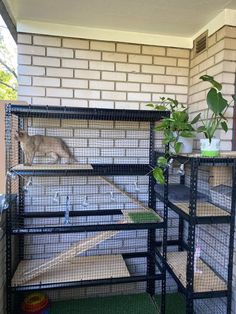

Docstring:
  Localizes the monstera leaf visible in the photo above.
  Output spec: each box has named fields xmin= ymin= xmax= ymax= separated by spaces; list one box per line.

xmin=207 ymin=88 xmax=228 ymax=115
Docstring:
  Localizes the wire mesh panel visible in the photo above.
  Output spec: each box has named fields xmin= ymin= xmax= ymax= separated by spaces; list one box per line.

xmin=8 ymin=116 xmax=153 ymax=165
xmin=13 ymin=284 xmax=161 ymax=314
xmin=5 ymin=105 xmax=166 ymax=314
xmin=194 ymin=297 xmax=227 ymax=314
xmin=9 ymin=175 xmax=163 ymax=230
xmin=162 ymin=157 xmax=235 ymax=314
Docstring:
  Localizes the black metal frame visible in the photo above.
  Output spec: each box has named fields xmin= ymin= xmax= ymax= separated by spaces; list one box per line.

xmin=155 ymin=155 xmax=236 ymax=314
xmin=5 ymin=104 xmax=167 ymax=314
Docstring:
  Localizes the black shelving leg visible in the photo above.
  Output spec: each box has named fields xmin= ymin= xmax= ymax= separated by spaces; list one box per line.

xmin=186 ymin=159 xmax=198 ymax=314
xmin=227 ymin=160 xmax=236 ymax=314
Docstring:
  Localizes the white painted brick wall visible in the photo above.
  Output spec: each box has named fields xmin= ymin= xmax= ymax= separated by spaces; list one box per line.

xmin=18 ymin=33 xmax=190 ymax=108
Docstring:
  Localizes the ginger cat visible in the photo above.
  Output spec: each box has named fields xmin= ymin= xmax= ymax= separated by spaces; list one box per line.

xmin=15 ymin=130 xmax=76 ymax=166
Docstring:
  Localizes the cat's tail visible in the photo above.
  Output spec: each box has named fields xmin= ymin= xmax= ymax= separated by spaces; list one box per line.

xmin=61 ymin=140 xmax=78 ymax=164
xmin=69 ymin=155 xmax=78 ymax=164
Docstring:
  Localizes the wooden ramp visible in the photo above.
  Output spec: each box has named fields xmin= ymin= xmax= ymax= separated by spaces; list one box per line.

xmin=167 ymin=251 xmax=227 ymax=292
xmin=12 ymin=254 xmax=130 ymax=287
xmin=173 ymin=202 xmax=229 ymax=217
xmin=14 ymin=227 xmax=124 ymax=286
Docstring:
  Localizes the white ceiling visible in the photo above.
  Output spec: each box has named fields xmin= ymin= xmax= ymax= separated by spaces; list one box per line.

xmin=2 ymin=0 xmax=236 ymax=48
xmin=4 ymin=0 xmax=236 ymax=37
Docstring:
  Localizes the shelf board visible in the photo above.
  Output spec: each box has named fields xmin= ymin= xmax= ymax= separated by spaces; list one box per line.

xmin=10 ymin=163 xmax=151 ymax=176
xmin=167 ymin=251 xmax=227 ymax=293
xmin=173 ymin=202 xmax=230 ymax=217
xmin=169 ymin=201 xmax=230 ymax=224
xmin=12 ymin=254 xmax=130 ymax=287
xmin=11 ymin=163 xmax=93 ymax=171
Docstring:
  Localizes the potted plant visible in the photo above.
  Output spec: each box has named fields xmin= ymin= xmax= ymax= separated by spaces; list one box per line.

xmin=147 ymin=97 xmax=201 ymax=184
xmin=198 ymin=75 xmax=235 ymax=157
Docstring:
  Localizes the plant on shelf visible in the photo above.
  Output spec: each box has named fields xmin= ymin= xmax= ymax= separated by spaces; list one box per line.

xmin=198 ymin=75 xmax=235 ymax=157
xmin=147 ymin=97 xmax=201 ymax=184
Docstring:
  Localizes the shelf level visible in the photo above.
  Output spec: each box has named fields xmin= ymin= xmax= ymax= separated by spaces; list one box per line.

xmin=12 ymin=255 xmax=130 ymax=287
xmin=11 ymin=220 xmax=164 ymax=234
xmin=10 ymin=163 xmax=152 ymax=176
xmin=8 ymin=104 xmax=167 ymax=121
xmin=167 ymin=251 xmax=227 ymax=294
xmin=168 ymin=201 xmax=231 ymax=224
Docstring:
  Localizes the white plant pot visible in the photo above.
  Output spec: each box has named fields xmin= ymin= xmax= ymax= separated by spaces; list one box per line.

xmin=170 ymin=133 xmax=194 ymax=154
xmin=178 ymin=136 xmax=194 ymax=154
xmin=200 ymin=138 xmax=220 ymax=157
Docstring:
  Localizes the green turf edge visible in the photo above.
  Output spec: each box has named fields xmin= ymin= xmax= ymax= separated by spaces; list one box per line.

xmin=128 ymin=211 xmax=161 ymax=223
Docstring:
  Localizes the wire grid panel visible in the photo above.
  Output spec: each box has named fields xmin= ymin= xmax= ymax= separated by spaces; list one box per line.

xmin=185 ymin=164 xmax=232 ymax=216
xmin=9 ymin=175 xmax=162 ymax=229
xmin=13 ymin=284 xmax=161 ymax=314
xmin=11 ymin=229 xmax=160 ymax=287
xmin=12 ymin=117 xmax=154 ymax=165
xmin=194 ymin=297 xmax=227 ymax=314
xmin=181 ymin=222 xmax=230 ymax=294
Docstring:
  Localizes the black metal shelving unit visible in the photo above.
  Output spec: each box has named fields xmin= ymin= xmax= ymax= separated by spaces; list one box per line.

xmin=155 ymin=154 xmax=236 ymax=314
xmin=5 ymin=104 xmax=168 ymax=314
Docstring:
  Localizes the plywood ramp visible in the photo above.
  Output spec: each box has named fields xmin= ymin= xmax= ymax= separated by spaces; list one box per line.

xmin=167 ymin=251 xmax=227 ymax=292
xmin=11 ymin=164 xmax=93 ymax=171
xmin=12 ymin=255 xmax=130 ymax=287
xmin=173 ymin=202 xmax=229 ymax=217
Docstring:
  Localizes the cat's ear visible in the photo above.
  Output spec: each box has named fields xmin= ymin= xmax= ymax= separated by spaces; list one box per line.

xmin=18 ymin=129 xmax=26 ymax=137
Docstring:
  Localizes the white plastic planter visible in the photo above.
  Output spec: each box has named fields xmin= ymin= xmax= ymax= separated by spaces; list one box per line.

xmin=200 ymin=138 xmax=220 ymax=157
xmin=178 ymin=136 xmax=194 ymax=154
xmin=170 ymin=134 xmax=194 ymax=154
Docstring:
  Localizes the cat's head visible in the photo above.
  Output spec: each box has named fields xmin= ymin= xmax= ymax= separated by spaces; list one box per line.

xmin=15 ymin=130 xmax=28 ymax=142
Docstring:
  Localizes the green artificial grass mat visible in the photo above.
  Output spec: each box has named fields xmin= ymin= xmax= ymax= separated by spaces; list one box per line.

xmin=155 ymin=292 xmax=186 ymax=314
xmin=50 ymin=293 xmax=159 ymax=314
xmin=128 ymin=211 xmax=161 ymax=223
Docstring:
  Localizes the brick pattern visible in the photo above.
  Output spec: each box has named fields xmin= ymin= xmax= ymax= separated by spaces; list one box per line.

xmin=18 ymin=34 xmax=190 ymax=108
xmin=189 ymin=26 xmax=236 ymax=151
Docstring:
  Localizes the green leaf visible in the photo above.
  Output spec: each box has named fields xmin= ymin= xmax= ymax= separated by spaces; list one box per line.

xmin=221 ymin=121 xmax=228 ymax=132
xmin=167 ymin=98 xmax=178 ymax=107
xmin=157 ymin=156 xmax=168 ymax=167
xmin=200 ymin=75 xmax=222 ymax=91
xmin=207 ymin=88 xmax=227 ymax=114
xmin=179 ymin=131 xmax=194 ymax=138
xmin=197 ymin=126 xmax=206 ymax=132
xmin=146 ymin=103 xmax=155 ymax=108
xmin=174 ymin=142 xmax=182 ymax=154
xmin=155 ymin=105 xmax=167 ymax=111
xmin=191 ymin=113 xmax=201 ymax=124
xmin=153 ymin=167 xmax=165 ymax=185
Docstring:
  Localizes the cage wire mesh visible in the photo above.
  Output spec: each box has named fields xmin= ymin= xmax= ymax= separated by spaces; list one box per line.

xmin=6 ymin=109 xmax=165 ymax=313
xmin=162 ymin=160 xmax=233 ymax=314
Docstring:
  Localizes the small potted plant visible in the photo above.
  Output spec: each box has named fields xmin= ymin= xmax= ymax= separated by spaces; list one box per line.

xmin=147 ymin=97 xmax=201 ymax=184
xmin=198 ymin=75 xmax=235 ymax=157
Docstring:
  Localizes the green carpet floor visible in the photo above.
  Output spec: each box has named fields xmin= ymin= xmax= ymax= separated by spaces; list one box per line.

xmin=50 ymin=292 xmax=185 ymax=314
xmin=50 ymin=293 xmax=158 ymax=314
xmin=155 ymin=292 xmax=186 ymax=314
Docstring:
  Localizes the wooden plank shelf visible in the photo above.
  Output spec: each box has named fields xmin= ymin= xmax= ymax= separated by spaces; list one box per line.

xmin=173 ymin=202 xmax=230 ymax=218
xmin=12 ymin=254 xmax=130 ymax=287
xmin=167 ymin=251 xmax=227 ymax=293
xmin=11 ymin=163 xmax=93 ymax=171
